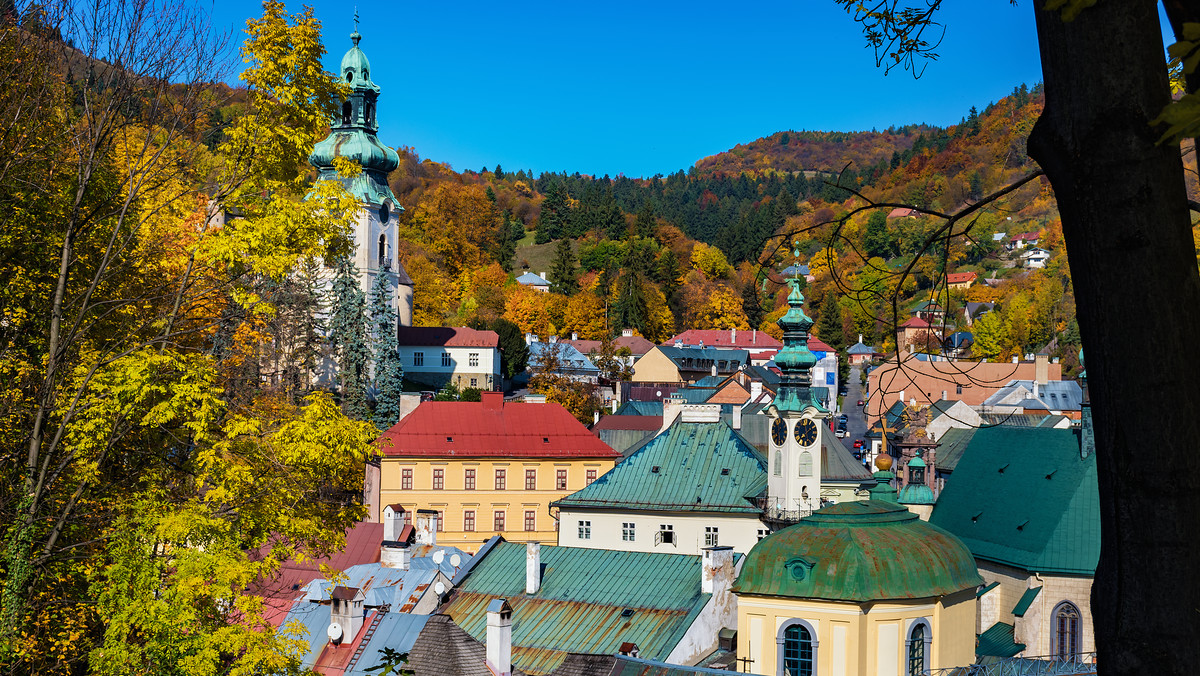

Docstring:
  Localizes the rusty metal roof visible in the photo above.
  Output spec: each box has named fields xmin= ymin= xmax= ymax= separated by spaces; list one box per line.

xmin=444 ymin=542 xmax=711 ymax=675
xmin=551 ymin=421 xmax=766 ymax=514
xmin=732 ymin=500 xmax=982 ymax=602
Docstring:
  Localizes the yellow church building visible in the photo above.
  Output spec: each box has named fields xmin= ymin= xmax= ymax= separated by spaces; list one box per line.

xmin=374 ymin=391 xmax=620 ymax=552
xmin=732 ymin=457 xmax=983 ymax=676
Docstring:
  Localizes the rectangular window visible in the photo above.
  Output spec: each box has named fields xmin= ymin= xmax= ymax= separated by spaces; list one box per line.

xmin=495 ymin=469 xmax=506 ymax=490
xmin=705 ymin=526 xmax=719 ymax=547
xmin=463 ymin=510 xmax=475 ymax=532
xmin=556 ymin=469 xmax=568 ymax=490
xmin=401 ymin=468 xmax=413 ymax=490
xmin=413 ymin=351 xmax=424 ymax=367
xmin=757 ymin=528 xmax=770 ymax=542
xmin=436 ymin=510 xmax=444 ymax=532
xmin=525 ymin=469 xmax=537 ymax=490
xmin=658 ymin=524 xmax=676 ymax=546
xmin=432 ymin=468 xmax=444 ymax=490
xmin=494 ymin=510 xmax=505 ymax=532
xmin=470 ymin=378 xmax=478 ymax=387
xmin=586 ymin=469 xmax=597 ymax=485
xmin=441 ymin=352 xmax=451 ymax=367
xmin=469 ymin=352 xmax=480 ymax=367
xmin=464 ymin=469 xmax=476 ymax=490
xmin=956 ymin=384 xmax=963 ymax=395
xmin=578 ymin=520 xmax=591 ymax=540
xmin=622 ymin=522 xmax=635 ymax=541
xmin=524 ymin=510 xmax=536 ymax=531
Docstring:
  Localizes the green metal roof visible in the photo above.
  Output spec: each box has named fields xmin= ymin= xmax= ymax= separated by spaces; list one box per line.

xmin=444 ymin=542 xmax=713 ymax=675
xmin=977 ymin=621 xmax=1025 ymax=658
xmin=929 ymin=426 xmax=1099 ymax=576
xmin=733 ymin=500 xmax=982 ymax=602
xmin=614 ymin=401 xmax=664 ymax=416
xmin=1012 ymin=586 xmax=1042 ymax=617
xmin=897 ymin=482 xmax=936 ymax=505
xmin=932 ymin=426 xmax=978 ymax=472
xmin=552 ymin=421 xmax=767 ymax=513
xmin=976 ymin=581 xmax=999 ymax=597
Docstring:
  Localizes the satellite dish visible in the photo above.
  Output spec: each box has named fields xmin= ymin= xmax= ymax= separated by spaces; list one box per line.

xmin=655 ymin=390 xmax=662 ymax=397
xmin=327 ymin=622 xmax=343 ymax=643
xmin=434 ymin=581 xmax=446 ymax=595
xmin=450 ymin=554 xmax=462 ymax=567
xmin=432 ymin=550 xmax=445 ymax=564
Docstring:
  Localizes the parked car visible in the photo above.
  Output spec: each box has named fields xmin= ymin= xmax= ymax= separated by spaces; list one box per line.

xmin=857 ymin=399 xmax=864 ymax=407
xmin=853 ymin=439 xmax=864 ymax=449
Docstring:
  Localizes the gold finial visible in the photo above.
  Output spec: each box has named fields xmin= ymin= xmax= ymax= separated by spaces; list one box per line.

xmin=875 ymin=454 xmax=894 ymax=471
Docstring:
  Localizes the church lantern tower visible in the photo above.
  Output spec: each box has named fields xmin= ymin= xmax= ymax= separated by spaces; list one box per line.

xmin=309 ymin=21 xmax=413 ymax=327
xmin=765 ymin=270 xmax=830 ymax=516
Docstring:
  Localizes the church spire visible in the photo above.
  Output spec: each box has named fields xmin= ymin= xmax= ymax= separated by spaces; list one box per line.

xmin=773 ymin=250 xmax=825 ymax=413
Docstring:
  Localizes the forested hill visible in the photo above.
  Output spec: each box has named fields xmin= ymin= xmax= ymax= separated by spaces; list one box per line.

xmin=692 ymin=125 xmax=938 ymax=181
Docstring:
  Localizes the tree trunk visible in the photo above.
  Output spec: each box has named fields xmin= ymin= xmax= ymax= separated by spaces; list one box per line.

xmin=1027 ymin=2 xmax=1200 ymax=673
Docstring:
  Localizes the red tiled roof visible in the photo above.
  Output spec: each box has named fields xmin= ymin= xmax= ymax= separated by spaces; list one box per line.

xmin=1012 ymin=232 xmax=1040 ymax=241
xmin=900 ymin=317 xmax=931 ymax=329
xmin=664 ymin=329 xmax=782 ymax=350
xmin=592 ymin=415 xmax=664 ymax=432
xmin=396 ymin=326 xmax=499 ymax=348
xmin=756 ymin=350 xmax=778 ymax=361
xmin=947 ymin=271 xmax=977 ymax=284
xmin=376 ymin=396 xmax=619 ymax=459
xmin=808 ymin=336 xmax=835 ymax=353
xmin=565 ymin=335 xmax=656 ymax=356
xmin=888 ymin=207 xmax=917 ymax=218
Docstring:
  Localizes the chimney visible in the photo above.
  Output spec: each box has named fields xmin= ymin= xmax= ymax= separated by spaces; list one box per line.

xmin=525 ymin=332 xmax=535 ymax=345
xmin=941 ymin=390 xmax=947 ymax=401
xmin=622 ymin=328 xmax=633 ymax=337
xmin=711 ymin=363 xmax=717 ymax=377
xmin=415 ymin=509 xmax=438 ymax=546
xmin=383 ymin=504 xmax=406 ymax=542
xmin=730 ymin=328 xmax=736 ymax=343
xmin=702 ymin=546 xmax=736 ymax=594
xmin=486 ymin=599 xmax=513 ymax=676
xmin=699 ymin=340 xmax=705 ymax=349
xmin=674 ymin=339 xmax=683 ymax=348
xmin=1035 ymin=354 xmax=1049 ymax=385
xmin=381 ymin=542 xmax=412 ymax=569
xmin=859 ymin=333 xmax=863 ymax=344
xmin=482 ymin=390 xmax=504 ymax=411
xmin=661 ymin=395 xmax=684 ymax=432
xmin=1012 ymin=356 xmax=1019 ymax=364
xmin=752 ymin=328 xmax=757 ymax=343
xmin=732 ymin=405 xmax=742 ymax=430
xmin=539 ymin=271 xmax=547 ymax=281
xmin=526 ymin=542 xmax=542 ymax=594
xmin=1032 ymin=381 xmax=1040 ymax=400
xmin=750 ymin=380 xmax=763 ymax=400
xmin=611 ymin=399 xmax=619 ymax=413
xmin=571 ymin=332 xmax=578 ymax=341
xmin=329 ymin=586 xmax=364 ymax=644
xmin=593 ymin=410 xmax=600 ymax=425
xmin=549 ymin=335 xmax=557 ymax=343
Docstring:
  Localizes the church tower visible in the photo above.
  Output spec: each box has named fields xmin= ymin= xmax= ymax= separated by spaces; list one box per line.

xmin=766 ymin=276 xmax=829 ymax=515
xmin=309 ymin=22 xmax=414 ymax=327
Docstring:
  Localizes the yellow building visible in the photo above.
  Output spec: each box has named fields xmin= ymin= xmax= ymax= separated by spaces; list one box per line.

xmin=375 ymin=392 xmax=620 ymax=552
xmin=732 ymin=460 xmax=983 ymax=676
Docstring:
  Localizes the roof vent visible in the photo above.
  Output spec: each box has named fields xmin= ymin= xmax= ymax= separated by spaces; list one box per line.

xmin=543 ymin=437 xmax=550 ymax=443
xmin=1016 ymin=520 xmax=1029 ymax=531
xmin=720 ymin=468 xmax=730 ymax=476
xmin=998 ymin=463 xmax=1009 ymax=474
xmin=1045 ymin=469 xmax=1057 ymax=480
xmin=651 ymin=466 xmax=660 ymax=474
xmin=446 ymin=436 xmax=453 ymax=442
xmin=971 ymin=511 xmax=983 ymax=523
xmin=620 ymin=608 xmax=634 ymax=618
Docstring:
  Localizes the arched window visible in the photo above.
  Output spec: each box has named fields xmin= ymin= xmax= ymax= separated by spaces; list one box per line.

xmin=1053 ymin=602 xmax=1080 ymax=660
xmin=906 ymin=619 xmax=932 ymax=675
xmin=378 ymin=234 xmax=387 ymax=267
xmin=341 ymin=101 xmax=352 ymax=125
xmin=797 ymin=451 xmax=813 ymax=476
xmin=777 ymin=619 xmax=815 ymax=676
xmin=773 ymin=450 xmax=782 ymax=477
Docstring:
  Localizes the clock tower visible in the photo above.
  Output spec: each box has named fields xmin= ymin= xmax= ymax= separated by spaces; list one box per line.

xmin=766 ymin=277 xmax=828 ymax=517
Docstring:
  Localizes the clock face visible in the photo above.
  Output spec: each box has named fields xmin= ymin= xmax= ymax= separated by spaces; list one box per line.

xmin=794 ymin=418 xmax=818 ymax=447
xmin=771 ymin=418 xmax=788 ymax=447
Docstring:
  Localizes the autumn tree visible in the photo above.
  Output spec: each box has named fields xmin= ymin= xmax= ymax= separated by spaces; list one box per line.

xmin=528 ymin=342 xmax=602 ymax=424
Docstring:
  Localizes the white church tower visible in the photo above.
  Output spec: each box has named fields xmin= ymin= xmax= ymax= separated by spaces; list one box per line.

xmin=765 ymin=276 xmax=829 ymax=516
xmin=309 ymin=22 xmax=414 ymax=327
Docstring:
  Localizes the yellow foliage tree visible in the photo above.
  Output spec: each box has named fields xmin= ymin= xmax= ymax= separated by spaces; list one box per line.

xmin=404 ymin=182 xmax=500 ymax=278
xmin=690 ymin=242 xmax=732 ymax=278
xmin=691 ymin=286 xmax=751 ymax=330
xmin=562 ymin=292 xmax=609 ymax=340
xmin=809 ymin=247 xmax=838 ymax=277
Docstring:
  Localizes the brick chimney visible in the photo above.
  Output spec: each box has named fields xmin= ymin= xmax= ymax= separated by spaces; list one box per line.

xmin=415 ymin=509 xmax=438 ymax=546
xmin=329 ymin=586 xmax=364 ymax=644
xmin=1035 ymin=354 xmax=1049 ymax=385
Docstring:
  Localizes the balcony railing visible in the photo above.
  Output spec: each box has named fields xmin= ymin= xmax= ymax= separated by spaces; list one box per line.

xmin=925 ymin=652 xmax=1098 ymax=676
xmin=378 ymin=256 xmax=392 ymax=271
xmin=753 ymin=496 xmax=812 ymax=525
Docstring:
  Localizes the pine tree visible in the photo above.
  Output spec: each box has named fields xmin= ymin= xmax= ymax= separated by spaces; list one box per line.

xmin=635 ymin=201 xmax=656 ymax=239
xmin=535 ymin=181 xmax=570 ymax=244
xmin=863 ymin=210 xmax=893 ymax=259
xmin=549 ymin=237 xmax=579 ymax=294
xmin=493 ymin=163 xmax=503 ymax=180
xmin=329 ymin=256 xmax=370 ymax=419
xmin=742 ymin=277 xmax=764 ymax=328
xmin=815 ymin=288 xmax=846 ymax=350
xmin=367 ymin=271 xmax=403 ymax=430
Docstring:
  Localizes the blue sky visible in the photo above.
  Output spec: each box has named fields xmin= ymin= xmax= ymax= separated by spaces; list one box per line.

xmin=208 ymin=2 xmax=1051 ymax=178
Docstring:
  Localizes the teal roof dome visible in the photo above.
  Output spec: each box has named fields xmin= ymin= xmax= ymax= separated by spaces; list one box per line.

xmin=310 ymin=131 xmax=399 ymax=174
xmin=732 ymin=500 xmax=982 ymax=602
xmin=340 ymin=32 xmax=380 ymax=93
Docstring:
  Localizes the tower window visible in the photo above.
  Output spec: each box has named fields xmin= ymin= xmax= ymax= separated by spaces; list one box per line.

xmin=341 ymin=100 xmax=352 ymax=125
xmin=781 ymin=622 xmax=814 ymax=676
xmin=378 ymin=234 xmax=387 ymax=266
xmin=1054 ymin=602 xmax=1081 ymax=659
xmin=379 ymin=202 xmax=390 ymax=224
xmin=345 ymin=69 xmax=354 ymax=83
xmin=798 ymin=450 xmax=813 ymax=476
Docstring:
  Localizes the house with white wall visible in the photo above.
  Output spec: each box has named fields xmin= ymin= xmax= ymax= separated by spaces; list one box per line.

xmin=396 ymin=326 xmax=500 ymax=391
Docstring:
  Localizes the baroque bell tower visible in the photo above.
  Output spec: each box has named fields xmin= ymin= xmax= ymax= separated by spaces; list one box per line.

xmin=309 ymin=18 xmax=414 ymax=327
xmin=765 ymin=270 xmax=829 ymax=516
